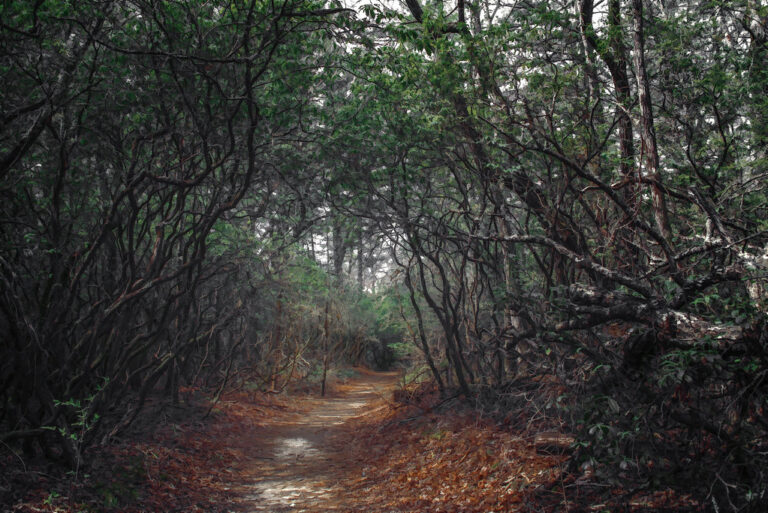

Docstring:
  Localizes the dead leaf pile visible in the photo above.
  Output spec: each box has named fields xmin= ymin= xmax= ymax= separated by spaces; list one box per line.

xmin=5 ymin=391 xmax=301 ymax=512
xmin=328 ymin=387 xmax=568 ymax=513
xmin=3 ymin=372 xmax=702 ymax=513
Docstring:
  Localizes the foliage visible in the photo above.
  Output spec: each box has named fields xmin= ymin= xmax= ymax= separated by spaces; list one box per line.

xmin=3 ymin=0 xmax=768 ymax=510
xmin=0 ymin=0 xmax=377 ymax=469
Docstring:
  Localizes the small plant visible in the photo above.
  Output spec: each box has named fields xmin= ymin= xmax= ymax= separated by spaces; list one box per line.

xmin=43 ymin=490 xmax=59 ymax=506
xmin=44 ymin=378 xmax=109 ymax=483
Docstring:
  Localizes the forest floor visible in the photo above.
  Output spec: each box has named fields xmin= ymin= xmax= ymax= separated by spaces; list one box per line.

xmin=3 ymin=368 xmax=694 ymax=512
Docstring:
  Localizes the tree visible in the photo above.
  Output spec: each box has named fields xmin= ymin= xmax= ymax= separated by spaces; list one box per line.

xmin=0 ymin=0 xmax=354 ymax=463
xmin=321 ymin=0 xmax=768 ymax=507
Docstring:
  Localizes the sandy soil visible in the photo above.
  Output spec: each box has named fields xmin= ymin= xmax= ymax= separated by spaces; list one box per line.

xmin=229 ymin=370 xmax=400 ymax=512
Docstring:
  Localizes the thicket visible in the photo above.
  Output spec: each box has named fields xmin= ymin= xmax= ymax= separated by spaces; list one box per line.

xmin=0 ymin=0 xmax=407 ymax=476
xmin=321 ymin=0 xmax=768 ymax=509
xmin=2 ymin=0 xmax=768 ymax=511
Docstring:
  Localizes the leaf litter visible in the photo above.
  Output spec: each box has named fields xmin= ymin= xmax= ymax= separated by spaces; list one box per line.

xmin=5 ymin=369 xmax=698 ymax=512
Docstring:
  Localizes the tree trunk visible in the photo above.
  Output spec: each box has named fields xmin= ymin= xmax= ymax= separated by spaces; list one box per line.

xmin=631 ymin=0 xmax=672 ymax=241
xmin=321 ymin=301 xmax=329 ymax=397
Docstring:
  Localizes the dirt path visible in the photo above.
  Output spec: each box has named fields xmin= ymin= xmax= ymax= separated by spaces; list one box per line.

xmin=231 ymin=370 xmax=399 ymax=512
xmin=6 ymin=369 xmax=574 ymax=513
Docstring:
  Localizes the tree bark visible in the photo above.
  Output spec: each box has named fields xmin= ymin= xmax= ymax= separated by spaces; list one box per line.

xmin=631 ymin=0 xmax=673 ymax=241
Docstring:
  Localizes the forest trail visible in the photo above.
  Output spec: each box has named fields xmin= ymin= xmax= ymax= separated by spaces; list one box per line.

xmin=228 ymin=370 xmax=400 ymax=512
xmin=6 ymin=368 xmax=697 ymax=513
